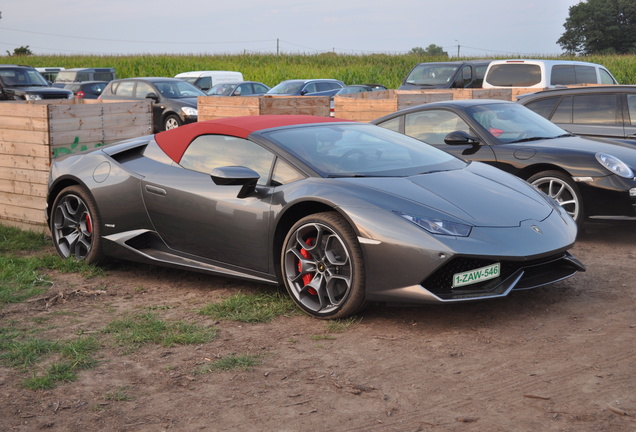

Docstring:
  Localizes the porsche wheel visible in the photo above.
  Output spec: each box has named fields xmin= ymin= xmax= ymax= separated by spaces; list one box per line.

xmin=528 ymin=170 xmax=583 ymax=224
xmin=50 ymin=185 xmax=103 ymax=263
xmin=282 ymin=212 xmax=366 ymax=319
xmin=163 ymin=114 xmax=182 ymax=131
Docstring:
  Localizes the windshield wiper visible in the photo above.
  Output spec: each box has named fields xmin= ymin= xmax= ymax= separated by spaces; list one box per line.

xmin=510 ymin=136 xmax=553 ymax=143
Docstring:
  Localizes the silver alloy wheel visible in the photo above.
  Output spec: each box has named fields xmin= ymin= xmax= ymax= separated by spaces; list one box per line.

xmin=531 ymin=175 xmax=580 ymax=222
xmin=283 ymin=221 xmax=353 ymax=316
xmin=52 ymin=193 xmax=94 ymax=259
xmin=164 ymin=116 xmax=181 ymax=130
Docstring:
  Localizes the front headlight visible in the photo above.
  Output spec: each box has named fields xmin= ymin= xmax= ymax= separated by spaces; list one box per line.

xmin=181 ymin=107 xmax=198 ymax=116
xmin=24 ymin=94 xmax=43 ymax=101
xmin=398 ymin=213 xmax=472 ymax=237
xmin=596 ymin=153 xmax=634 ymax=178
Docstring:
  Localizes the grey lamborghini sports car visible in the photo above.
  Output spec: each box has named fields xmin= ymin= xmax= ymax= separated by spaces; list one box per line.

xmin=46 ymin=115 xmax=585 ymax=319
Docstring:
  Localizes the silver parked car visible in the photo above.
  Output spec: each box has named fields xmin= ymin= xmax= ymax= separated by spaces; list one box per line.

xmin=46 ymin=116 xmax=584 ymax=319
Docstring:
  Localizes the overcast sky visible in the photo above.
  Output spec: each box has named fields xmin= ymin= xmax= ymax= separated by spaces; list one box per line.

xmin=1 ymin=0 xmax=580 ymax=57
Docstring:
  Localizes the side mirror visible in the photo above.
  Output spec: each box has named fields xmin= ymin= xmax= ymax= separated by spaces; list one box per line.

xmin=145 ymin=92 xmax=159 ymax=101
xmin=210 ymin=166 xmax=260 ymax=198
xmin=444 ymin=130 xmax=481 ymax=146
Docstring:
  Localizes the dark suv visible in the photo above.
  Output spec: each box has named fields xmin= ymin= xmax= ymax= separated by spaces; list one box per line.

xmin=518 ymin=85 xmax=636 ymax=145
xmin=398 ymin=60 xmax=491 ymax=90
xmin=0 ymin=64 xmax=73 ymax=101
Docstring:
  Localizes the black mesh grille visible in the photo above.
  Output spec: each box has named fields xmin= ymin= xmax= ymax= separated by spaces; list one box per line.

xmin=422 ymin=253 xmax=577 ymax=300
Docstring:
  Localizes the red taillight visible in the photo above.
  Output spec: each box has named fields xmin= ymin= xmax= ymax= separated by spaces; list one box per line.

xmin=75 ymin=91 xmax=85 ymax=98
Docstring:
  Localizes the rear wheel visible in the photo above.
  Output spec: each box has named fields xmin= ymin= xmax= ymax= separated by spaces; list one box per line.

xmin=281 ymin=212 xmax=366 ymax=319
xmin=50 ymin=185 xmax=103 ymax=263
xmin=528 ymin=170 xmax=584 ymax=224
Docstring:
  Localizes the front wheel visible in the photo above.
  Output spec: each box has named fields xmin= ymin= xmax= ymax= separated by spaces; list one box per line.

xmin=528 ymin=170 xmax=584 ymax=224
xmin=163 ymin=114 xmax=182 ymax=131
xmin=50 ymin=185 xmax=103 ymax=263
xmin=281 ymin=212 xmax=366 ymax=319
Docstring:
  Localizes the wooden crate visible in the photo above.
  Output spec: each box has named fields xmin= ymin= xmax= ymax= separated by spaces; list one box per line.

xmin=198 ymin=95 xmax=330 ymax=121
xmin=0 ymin=99 xmax=152 ymax=232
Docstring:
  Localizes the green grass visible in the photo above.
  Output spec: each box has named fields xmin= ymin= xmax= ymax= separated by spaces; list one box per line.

xmin=199 ymin=291 xmax=298 ymax=323
xmin=104 ymin=312 xmax=217 ymax=350
xmin=0 ymin=225 xmax=50 ymax=254
xmin=6 ymin=53 xmax=636 ymax=90
xmin=195 ymin=353 xmax=262 ymax=374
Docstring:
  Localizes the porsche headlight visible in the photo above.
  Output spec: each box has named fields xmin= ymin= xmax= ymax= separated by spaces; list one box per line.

xmin=596 ymin=153 xmax=634 ymax=179
xmin=181 ymin=107 xmax=198 ymax=116
xmin=399 ymin=213 xmax=472 ymax=237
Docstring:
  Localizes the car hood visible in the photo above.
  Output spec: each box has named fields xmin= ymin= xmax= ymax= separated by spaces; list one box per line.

xmin=8 ymin=86 xmax=72 ymax=94
xmin=341 ymin=162 xmax=554 ymax=227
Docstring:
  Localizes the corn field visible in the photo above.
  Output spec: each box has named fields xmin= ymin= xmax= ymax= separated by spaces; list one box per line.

xmin=4 ymin=53 xmax=636 ymax=88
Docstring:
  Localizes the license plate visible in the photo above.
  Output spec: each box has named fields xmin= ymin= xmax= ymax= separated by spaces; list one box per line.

xmin=452 ymin=263 xmax=500 ymax=288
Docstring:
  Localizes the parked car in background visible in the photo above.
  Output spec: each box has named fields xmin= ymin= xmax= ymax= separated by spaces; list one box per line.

xmin=206 ymin=81 xmax=270 ymax=96
xmin=372 ymin=99 xmax=636 ymax=225
xmin=175 ymin=71 xmax=243 ymax=92
xmin=46 ymin=115 xmax=583 ymax=319
xmin=330 ymin=84 xmax=388 ymax=116
xmin=99 ymin=77 xmax=205 ymax=132
xmin=266 ymin=79 xmax=345 ymax=96
xmin=52 ymin=68 xmax=116 ymax=88
xmin=483 ymin=59 xmax=617 ymax=89
xmin=399 ymin=60 xmax=491 ymax=90
xmin=36 ymin=67 xmax=65 ymax=82
xmin=64 ymin=81 xmax=108 ymax=99
xmin=0 ymin=64 xmax=73 ymax=101
xmin=518 ymin=85 xmax=636 ymax=145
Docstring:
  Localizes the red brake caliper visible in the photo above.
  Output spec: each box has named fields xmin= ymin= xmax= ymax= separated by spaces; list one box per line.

xmin=85 ymin=213 xmax=93 ymax=234
xmin=298 ymin=238 xmax=317 ymax=295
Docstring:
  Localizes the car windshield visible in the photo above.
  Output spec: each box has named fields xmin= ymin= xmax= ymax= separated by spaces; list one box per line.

xmin=267 ymin=81 xmax=305 ymax=95
xmin=154 ymin=81 xmax=205 ymax=98
xmin=465 ymin=103 xmax=571 ymax=143
xmin=0 ymin=68 xmax=49 ymax=86
xmin=405 ymin=64 xmax=460 ymax=86
xmin=208 ymin=83 xmax=238 ymax=95
xmin=264 ymin=123 xmax=465 ymax=177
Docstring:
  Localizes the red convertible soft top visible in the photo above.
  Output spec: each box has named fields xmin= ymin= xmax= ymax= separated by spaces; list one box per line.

xmin=155 ymin=115 xmax=349 ymax=163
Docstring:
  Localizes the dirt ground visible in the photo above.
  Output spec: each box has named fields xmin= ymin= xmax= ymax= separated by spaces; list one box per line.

xmin=1 ymin=221 xmax=635 ymax=432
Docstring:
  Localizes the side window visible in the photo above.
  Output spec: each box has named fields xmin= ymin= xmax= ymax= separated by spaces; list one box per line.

xmin=573 ymin=65 xmax=597 ymax=84
xmin=524 ymin=97 xmax=560 ymax=119
xmin=94 ymin=72 xmax=114 ymax=81
xmin=404 ymin=110 xmax=470 ymax=144
xmin=238 ymin=84 xmax=252 ymax=95
xmin=571 ymin=94 xmax=619 ymax=125
xmin=627 ymin=95 xmax=636 ymax=126
xmin=180 ymin=135 xmax=275 ymax=186
xmin=114 ymin=81 xmax=135 ymax=97
xmin=76 ymin=72 xmax=90 ymax=82
xmin=600 ymin=68 xmax=617 ymax=84
xmin=303 ymin=83 xmax=317 ymax=93
xmin=254 ymin=83 xmax=269 ymax=93
xmin=197 ymin=77 xmax=211 ymax=90
xmin=551 ymin=65 xmax=576 ymax=85
xmin=135 ymin=82 xmax=155 ymax=99
xmin=377 ymin=117 xmax=401 ymax=133
xmin=551 ymin=96 xmax=573 ymax=123
xmin=271 ymin=158 xmax=304 ymax=186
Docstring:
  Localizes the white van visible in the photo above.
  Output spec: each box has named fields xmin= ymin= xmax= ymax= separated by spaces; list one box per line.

xmin=483 ymin=59 xmax=617 ymax=89
xmin=174 ymin=71 xmax=243 ymax=92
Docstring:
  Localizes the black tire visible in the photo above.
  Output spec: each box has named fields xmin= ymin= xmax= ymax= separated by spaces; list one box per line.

xmin=281 ymin=212 xmax=366 ymax=319
xmin=163 ymin=114 xmax=182 ymax=131
xmin=50 ymin=185 xmax=104 ymax=263
xmin=528 ymin=170 xmax=584 ymax=224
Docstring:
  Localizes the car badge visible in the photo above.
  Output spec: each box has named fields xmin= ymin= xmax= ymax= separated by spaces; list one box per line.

xmin=531 ymin=225 xmax=542 ymax=234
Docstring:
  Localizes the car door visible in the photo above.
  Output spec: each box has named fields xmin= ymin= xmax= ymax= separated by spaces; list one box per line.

xmin=141 ymin=135 xmax=276 ymax=272
xmin=134 ymin=81 xmax=163 ymax=132
xmin=379 ymin=109 xmax=497 ymax=162
xmin=622 ymin=93 xmax=636 ymax=140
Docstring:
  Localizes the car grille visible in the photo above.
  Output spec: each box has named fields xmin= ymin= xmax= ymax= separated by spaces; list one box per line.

xmin=421 ymin=252 xmax=583 ymax=301
xmin=41 ymin=93 xmax=70 ymax=100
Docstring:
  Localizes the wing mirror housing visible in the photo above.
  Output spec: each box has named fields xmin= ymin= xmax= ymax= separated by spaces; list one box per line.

xmin=444 ymin=130 xmax=481 ymax=146
xmin=210 ymin=166 xmax=260 ymax=198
